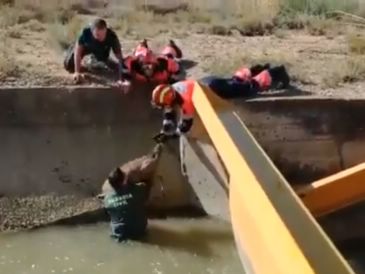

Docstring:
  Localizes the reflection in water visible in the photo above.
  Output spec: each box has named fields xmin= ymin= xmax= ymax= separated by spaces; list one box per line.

xmin=0 ymin=218 xmax=243 ymax=274
xmin=338 ymin=238 xmax=365 ymax=274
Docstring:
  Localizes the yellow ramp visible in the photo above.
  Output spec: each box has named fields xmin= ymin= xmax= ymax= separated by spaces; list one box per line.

xmin=299 ymin=163 xmax=365 ymax=217
xmin=191 ymin=82 xmax=354 ymax=274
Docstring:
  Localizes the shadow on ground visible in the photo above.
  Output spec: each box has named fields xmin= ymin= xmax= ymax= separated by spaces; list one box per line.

xmin=180 ymin=59 xmax=198 ymax=70
xmin=258 ymin=84 xmax=313 ymax=98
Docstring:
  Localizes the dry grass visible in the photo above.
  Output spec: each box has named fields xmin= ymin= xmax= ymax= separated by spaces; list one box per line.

xmin=0 ymin=33 xmax=20 ymax=80
xmin=48 ymin=16 xmax=84 ymax=50
xmin=306 ymin=16 xmax=336 ymax=36
xmin=23 ymin=19 xmax=45 ymax=32
xmin=110 ymin=6 xmax=278 ymax=38
xmin=324 ymin=56 xmax=365 ymax=87
xmin=108 ymin=0 xmax=363 ymax=38
xmin=281 ymin=0 xmax=360 ymax=16
xmin=0 ymin=0 xmax=362 ymax=38
xmin=274 ymin=28 xmax=288 ymax=38
xmin=0 ymin=0 xmax=106 ymax=28
xmin=348 ymin=34 xmax=365 ymax=55
xmin=202 ymin=54 xmax=247 ymax=76
xmin=6 ymin=25 xmax=22 ymax=38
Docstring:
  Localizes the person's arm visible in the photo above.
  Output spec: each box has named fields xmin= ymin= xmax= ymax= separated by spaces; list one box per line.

xmin=167 ymin=59 xmax=181 ymax=84
xmin=72 ymin=28 xmax=88 ymax=82
xmin=110 ymin=31 xmax=125 ymax=81
xmin=178 ymin=118 xmax=193 ymax=134
xmin=74 ymin=42 xmax=83 ymax=74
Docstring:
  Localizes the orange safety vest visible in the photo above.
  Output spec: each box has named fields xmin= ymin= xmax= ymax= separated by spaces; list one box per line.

xmin=253 ymin=70 xmax=272 ymax=90
xmin=234 ymin=67 xmax=252 ymax=81
xmin=172 ymin=80 xmax=195 ymax=118
xmin=125 ymin=56 xmax=179 ymax=84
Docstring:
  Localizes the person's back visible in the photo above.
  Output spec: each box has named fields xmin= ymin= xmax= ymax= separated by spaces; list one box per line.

xmin=101 ymin=144 xmax=162 ymax=195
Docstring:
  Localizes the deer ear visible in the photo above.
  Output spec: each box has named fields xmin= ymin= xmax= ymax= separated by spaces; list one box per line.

xmin=116 ymin=168 xmax=125 ymax=180
xmin=109 ymin=168 xmax=125 ymax=182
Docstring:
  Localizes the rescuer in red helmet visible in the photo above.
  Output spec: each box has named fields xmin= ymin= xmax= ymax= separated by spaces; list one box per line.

xmin=151 ymin=80 xmax=195 ymax=142
xmin=150 ymin=64 xmax=290 ymax=141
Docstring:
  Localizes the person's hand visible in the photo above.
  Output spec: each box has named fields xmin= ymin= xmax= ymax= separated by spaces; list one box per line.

xmin=153 ymin=131 xmax=179 ymax=143
xmin=116 ymin=79 xmax=131 ymax=94
xmin=73 ymin=72 xmax=84 ymax=84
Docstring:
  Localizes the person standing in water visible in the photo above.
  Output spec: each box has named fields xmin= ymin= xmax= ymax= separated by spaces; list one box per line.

xmin=99 ymin=144 xmax=163 ymax=242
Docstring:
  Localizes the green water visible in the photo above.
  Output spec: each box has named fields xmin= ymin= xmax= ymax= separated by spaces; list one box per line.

xmin=0 ymin=218 xmax=243 ymax=274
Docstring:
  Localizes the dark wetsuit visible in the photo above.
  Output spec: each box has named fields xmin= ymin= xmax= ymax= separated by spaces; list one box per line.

xmin=199 ymin=64 xmax=289 ymax=98
xmin=104 ymin=182 xmax=148 ymax=242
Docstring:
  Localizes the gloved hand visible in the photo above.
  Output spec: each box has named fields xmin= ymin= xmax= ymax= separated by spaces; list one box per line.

xmin=153 ymin=132 xmax=179 ymax=143
xmin=178 ymin=119 xmax=193 ymax=134
xmin=162 ymin=119 xmax=176 ymax=136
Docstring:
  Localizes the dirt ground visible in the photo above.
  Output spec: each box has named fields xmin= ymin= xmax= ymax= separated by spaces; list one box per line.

xmin=1 ymin=19 xmax=365 ymax=98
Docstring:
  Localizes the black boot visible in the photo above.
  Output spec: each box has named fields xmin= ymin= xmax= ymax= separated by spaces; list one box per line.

xmin=268 ymin=65 xmax=290 ymax=89
xmin=63 ymin=44 xmax=76 ymax=73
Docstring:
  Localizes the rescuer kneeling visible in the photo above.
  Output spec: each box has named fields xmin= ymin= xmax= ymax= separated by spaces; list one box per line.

xmin=99 ymin=144 xmax=163 ymax=242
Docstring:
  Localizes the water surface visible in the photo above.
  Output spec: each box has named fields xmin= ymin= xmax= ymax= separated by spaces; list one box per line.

xmin=0 ymin=218 xmax=243 ymax=274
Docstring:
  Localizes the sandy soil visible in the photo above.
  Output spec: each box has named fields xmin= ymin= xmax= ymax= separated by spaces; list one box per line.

xmin=1 ymin=22 xmax=364 ymax=98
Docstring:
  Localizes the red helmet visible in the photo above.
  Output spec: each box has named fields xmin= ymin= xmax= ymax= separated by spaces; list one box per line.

xmin=151 ymin=84 xmax=176 ymax=107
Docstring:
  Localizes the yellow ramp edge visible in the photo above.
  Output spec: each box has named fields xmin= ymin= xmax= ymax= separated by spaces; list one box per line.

xmin=299 ymin=163 xmax=365 ymax=217
xmin=191 ymin=82 xmax=354 ymax=274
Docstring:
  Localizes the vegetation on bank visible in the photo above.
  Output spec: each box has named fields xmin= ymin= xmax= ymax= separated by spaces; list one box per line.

xmin=0 ymin=0 xmax=365 ymax=86
xmin=0 ymin=0 xmax=364 ymax=36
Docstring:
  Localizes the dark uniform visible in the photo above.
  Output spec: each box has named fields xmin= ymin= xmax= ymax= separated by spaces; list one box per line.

xmin=63 ymin=26 xmax=123 ymax=73
xmin=99 ymin=144 xmax=163 ymax=242
xmin=199 ymin=64 xmax=290 ymax=99
xmin=104 ymin=182 xmax=148 ymax=242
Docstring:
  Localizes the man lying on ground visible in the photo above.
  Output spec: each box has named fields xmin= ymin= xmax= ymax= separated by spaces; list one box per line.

xmin=150 ymin=64 xmax=290 ymax=140
xmin=63 ymin=18 xmax=130 ymax=92
xmin=200 ymin=63 xmax=290 ymax=99
xmin=99 ymin=144 xmax=163 ymax=242
xmin=123 ymin=39 xmax=182 ymax=84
